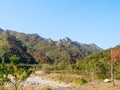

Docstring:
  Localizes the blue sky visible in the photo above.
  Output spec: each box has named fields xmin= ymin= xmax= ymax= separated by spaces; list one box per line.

xmin=0 ymin=0 xmax=120 ymax=49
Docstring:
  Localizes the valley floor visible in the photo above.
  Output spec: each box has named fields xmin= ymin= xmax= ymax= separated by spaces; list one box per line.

xmin=23 ymin=76 xmax=120 ymax=90
xmin=4 ymin=71 xmax=120 ymax=90
xmin=22 ymin=79 xmax=120 ymax=90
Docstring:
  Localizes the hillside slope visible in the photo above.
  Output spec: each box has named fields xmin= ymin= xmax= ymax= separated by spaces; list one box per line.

xmin=82 ymin=45 xmax=120 ymax=79
xmin=0 ymin=28 xmax=102 ymax=64
xmin=0 ymin=29 xmax=36 ymax=64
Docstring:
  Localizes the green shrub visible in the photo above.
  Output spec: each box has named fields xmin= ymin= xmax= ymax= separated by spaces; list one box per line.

xmin=73 ymin=78 xmax=88 ymax=85
xmin=43 ymin=85 xmax=53 ymax=90
xmin=58 ymin=75 xmax=67 ymax=82
xmin=41 ymin=64 xmax=51 ymax=74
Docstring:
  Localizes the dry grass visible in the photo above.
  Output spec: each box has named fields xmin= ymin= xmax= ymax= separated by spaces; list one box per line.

xmin=4 ymin=72 xmax=120 ymax=90
xmin=23 ymin=85 xmax=53 ymax=90
xmin=65 ymin=80 xmax=120 ymax=90
xmin=3 ymin=80 xmax=120 ymax=90
xmin=19 ymin=80 xmax=120 ymax=90
xmin=36 ymin=72 xmax=120 ymax=90
xmin=37 ymin=72 xmax=82 ymax=83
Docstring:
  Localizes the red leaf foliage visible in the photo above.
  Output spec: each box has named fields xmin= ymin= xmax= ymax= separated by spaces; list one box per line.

xmin=109 ymin=49 xmax=120 ymax=63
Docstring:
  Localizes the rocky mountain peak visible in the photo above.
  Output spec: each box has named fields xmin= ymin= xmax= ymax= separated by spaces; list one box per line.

xmin=63 ymin=37 xmax=72 ymax=42
xmin=90 ymin=43 xmax=102 ymax=51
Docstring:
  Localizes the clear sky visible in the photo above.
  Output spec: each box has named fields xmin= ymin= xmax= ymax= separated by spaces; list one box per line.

xmin=0 ymin=0 xmax=120 ymax=49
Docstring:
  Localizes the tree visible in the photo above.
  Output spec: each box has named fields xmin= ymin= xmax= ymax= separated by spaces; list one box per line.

xmin=9 ymin=55 xmax=31 ymax=90
xmin=0 ymin=59 xmax=10 ymax=90
xmin=110 ymin=49 xmax=120 ymax=86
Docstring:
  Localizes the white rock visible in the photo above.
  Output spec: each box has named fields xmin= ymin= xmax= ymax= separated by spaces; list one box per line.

xmin=103 ymin=79 xmax=111 ymax=83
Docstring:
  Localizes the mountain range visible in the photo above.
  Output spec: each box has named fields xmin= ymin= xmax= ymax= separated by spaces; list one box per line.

xmin=0 ymin=28 xmax=102 ymax=64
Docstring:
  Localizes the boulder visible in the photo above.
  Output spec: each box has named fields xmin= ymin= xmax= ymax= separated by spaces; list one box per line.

xmin=103 ymin=79 xmax=111 ymax=83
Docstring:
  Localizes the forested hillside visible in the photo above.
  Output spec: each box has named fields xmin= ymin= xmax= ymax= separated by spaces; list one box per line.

xmin=81 ymin=45 xmax=120 ymax=79
xmin=0 ymin=28 xmax=101 ymax=64
xmin=0 ymin=29 xmax=36 ymax=64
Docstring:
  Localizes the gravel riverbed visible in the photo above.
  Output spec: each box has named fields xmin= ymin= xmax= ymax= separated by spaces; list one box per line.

xmin=22 ymin=75 xmax=70 ymax=89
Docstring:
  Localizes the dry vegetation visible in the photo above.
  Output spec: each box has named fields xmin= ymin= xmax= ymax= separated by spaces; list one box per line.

xmin=1 ymin=71 xmax=120 ymax=90
xmin=31 ymin=72 xmax=120 ymax=90
xmin=67 ymin=80 xmax=120 ymax=90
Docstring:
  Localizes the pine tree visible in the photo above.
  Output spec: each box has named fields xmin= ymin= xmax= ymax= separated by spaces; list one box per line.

xmin=9 ymin=55 xmax=31 ymax=90
xmin=0 ymin=59 xmax=10 ymax=90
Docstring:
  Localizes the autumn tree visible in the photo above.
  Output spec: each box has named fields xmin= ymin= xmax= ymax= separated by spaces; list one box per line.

xmin=110 ymin=49 xmax=120 ymax=86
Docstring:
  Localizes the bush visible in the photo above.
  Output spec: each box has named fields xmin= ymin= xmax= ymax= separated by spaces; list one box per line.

xmin=58 ymin=75 xmax=67 ymax=82
xmin=43 ymin=85 xmax=53 ymax=90
xmin=41 ymin=64 xmax=51 ymax=74
xmin=72 ymin=78 xmax=89 ymax=85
